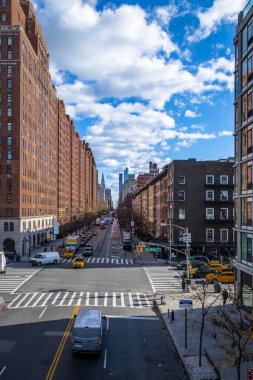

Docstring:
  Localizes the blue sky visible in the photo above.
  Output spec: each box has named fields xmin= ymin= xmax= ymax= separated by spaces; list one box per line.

xmin=32 ymin=0 xmax=247 ymax=201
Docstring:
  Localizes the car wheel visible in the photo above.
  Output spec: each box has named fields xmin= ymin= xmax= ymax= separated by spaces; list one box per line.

xmin=54 ymin=260 xmax=57 ymax=264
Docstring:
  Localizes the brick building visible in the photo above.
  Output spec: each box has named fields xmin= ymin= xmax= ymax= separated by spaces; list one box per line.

xmin=133 ymin=158 xmax=234 ymax=257
xmin=0 ymin=0 xmax=97 ymax=257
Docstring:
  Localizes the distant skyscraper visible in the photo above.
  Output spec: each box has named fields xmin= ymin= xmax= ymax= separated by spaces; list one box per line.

xmin=124 ymin=167 xmax=129 ymax=182
xmin=119 ymin=173 xmax=123 ymax=201
xmin=101 ymin=172 xmax=105 ymax=188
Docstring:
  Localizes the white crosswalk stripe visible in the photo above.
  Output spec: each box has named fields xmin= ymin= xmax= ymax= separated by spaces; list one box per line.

xmin=0 ymin=267 xmax=40 ymax=293
xmin=60 ymin=257 xmax=134 ymax=265
xmin=144 ymin=266 xmax=182 ymax=293
xmin=7 ymin=291 xmax=153 ymax=309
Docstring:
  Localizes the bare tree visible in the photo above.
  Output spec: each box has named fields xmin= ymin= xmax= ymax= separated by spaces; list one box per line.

xmin=211 ymin=287 xmax=253 ymax=380
xmin=190 ymin=282 xmax=222 ymax=367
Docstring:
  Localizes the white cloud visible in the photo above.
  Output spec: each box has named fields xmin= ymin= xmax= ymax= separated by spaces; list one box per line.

xmin=185 ymin=109 xmax=201 ymax=118
xmin=188 ymin=0 xmax=248 ymax=43
xmin=219 ymin=130 xmax=233 ymax=136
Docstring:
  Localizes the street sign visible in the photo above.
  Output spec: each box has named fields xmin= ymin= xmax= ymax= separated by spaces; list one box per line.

xmin=183 ymin=233 xmax=191 ymax=243
xmin=131 ymin=221 xmax=135 ymax=227
xmin=146 ymin=248 xmax=161 ymax=252
xmin=179 ymin=300 xmax=193 ymax=309
xmin=248 ymin=369 xmax=253 ymax=380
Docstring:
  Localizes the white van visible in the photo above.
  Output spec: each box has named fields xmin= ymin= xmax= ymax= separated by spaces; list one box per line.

xmin=30 ymin=251 xmax=60 ymax=266
xmin=70 ymin=310 xmax=103 ymax=355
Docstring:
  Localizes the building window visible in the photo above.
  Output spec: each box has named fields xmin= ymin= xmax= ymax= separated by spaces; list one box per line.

xmin=243 ymin=92 xmax=248 ymax=122
xmin=9 ymin=222 xmax=14 ymax=231
xmin=206 ymin=190 xmax=214 ymax=201
xmin=7 ymin=108 xmax=12 ymax=117
xmin=7 ymin=36 xmax=12 ymax=49
xmin=7 ymin=93 xmax=12 ymax=104
xmin=2 ymin=0 xmax=6 ymax=7
xmin=242 ymin=58 xmax=247 ymax=88
xmin=206 ymin=175 xmax=214 ymax=184
xmin=179 ymin=176 xmax=185 ymax=184
xmin=220 ymin=208 xmax=228 ymax=220
xmin=206 ymin=208 xmax=214 ymax=220
xmin=1 ymin=13 xmax=6 ymax=22
xmin=6 ymin=165 xmax=11 ymax=175
xmin=7 ymin=122 xmax=11 ymax=132
xmin=7 ymin=151 xmax=12 ymax=160
xmin=4 ymin=222 xmax=8 ymax=231
xmin=7 ymin=80 xmax=12 ymax=89
xmin=6 ymin=193 xmax=12 ymax=203
xmin=23 ymin=221 xmax=26 ymax=231
xmin=7 ymin=51 xmax=12 ymax=60
xmin=178 ymin=191 xmax=185 ymax=201
xmin=241 ymin=233 xmax=253 ymax=263
xmin=220 ymin=175 xmax=228 ymax=185
xmin=7 ymin=137 xmax=12 ymax=146
xmin=6 ymin=179 xmax=12 ymax=190
xmin=206 ymin=229 xmax=214 ymax=242
xmin=220 ymin=190 xmax=228 ymax=201
xmin=178 ymin=209 xmax=185 ymax=220
xmin=6 ymin=208 xmax=12 ymax=217
xmin=243 ymin=26 xmax=248 ymax=54
xmin=220 ymin=229 xmax=228 ymax=242
xmin=7 ymin=66 xmax=12 ymax=77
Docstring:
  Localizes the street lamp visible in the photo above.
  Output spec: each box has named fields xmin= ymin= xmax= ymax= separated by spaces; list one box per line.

xmin=161 ymin=222 xmax=191 ymax=284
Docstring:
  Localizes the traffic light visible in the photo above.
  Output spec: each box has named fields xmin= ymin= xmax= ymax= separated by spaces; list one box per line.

xmin=136 ymin=245 xmax=143 ymax=253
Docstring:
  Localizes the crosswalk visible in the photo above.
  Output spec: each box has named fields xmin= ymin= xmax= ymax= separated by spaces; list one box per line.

xmin=144 ymin=266 xmax=182 ymax=293
xmin=0 ymin=267 xmax=40 ymax=294
xmin=8 ymin=291 xmax=153 ymax=309
xmin=61 ymin=257 xmax=134 ymax=265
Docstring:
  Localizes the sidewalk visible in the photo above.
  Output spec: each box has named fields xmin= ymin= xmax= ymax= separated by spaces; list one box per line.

xmin=155 ymin=280 xmax=253 ymax=380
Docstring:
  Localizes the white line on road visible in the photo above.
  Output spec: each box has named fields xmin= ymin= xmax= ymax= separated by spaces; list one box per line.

xmin=7 ymin=293 xmax=22 ymax=309
xmin=10 ymin=269 xmax=40 ymax=294
xmin=85 ymin=292 xmax=90 ymax=306
xmin=103 ymin=350 xmax=107 ymax=369
xmin=77 ymin=291 xmax=83 ymax=306
xmin=0 ymin=366 xmax=6 ymax=376
xmin=15 ymin=293 xmax=30 ymax=308
xmin=68 ymin=292 xmax=76 ymax=306
xmin=121 ymin=293 xmax=125 ymax=308
xmin=104 ymin=292 xmax=108 ymax=307
xmin=51 ymin=292 xmax=61 ymax=305
xmin=41 ymin=293 xmax=53 ymax=307
xmin=104 ymin=315 xmax=159 ymax=320
xmin=59 ymin=292 xmax=69 ymax=306
xmin=106 ymin=317 xmax=110 ymax=331
xmin=112 ymin=292 xmax=116 ymax=307
xmin=33 ymin=293 xmax=46 ymax=307
xmin=128 ymin=292 xmax=134 ymax=308
xmin=94 ymin=292 xmax=98 ymax=306
xmin=39 ymin=306 xmax=47 ymax=319
xmin=24 ymin=292 xmax=38 ymax=307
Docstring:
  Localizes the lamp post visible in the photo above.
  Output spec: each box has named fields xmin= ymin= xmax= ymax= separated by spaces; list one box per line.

xmin=161 ymin=222 xmax=191 ymax=283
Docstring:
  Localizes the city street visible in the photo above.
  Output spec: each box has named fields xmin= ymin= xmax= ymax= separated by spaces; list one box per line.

xmin=0 ymin=221 xmax=187 ymax=380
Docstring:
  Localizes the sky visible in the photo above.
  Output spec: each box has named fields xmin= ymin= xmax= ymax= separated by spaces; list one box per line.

xmin=32 ymin=0 xmax=247 ymax=202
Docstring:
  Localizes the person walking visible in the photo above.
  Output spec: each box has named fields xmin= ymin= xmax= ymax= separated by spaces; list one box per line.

xmin=182 ymin=277 xmax=186 ymax=292
xmin=222 ymin=288 xmax=228 ymax=306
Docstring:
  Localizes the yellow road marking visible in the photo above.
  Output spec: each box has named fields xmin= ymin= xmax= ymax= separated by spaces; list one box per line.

xmin=45 ymin=306 xmax=79 ymax=380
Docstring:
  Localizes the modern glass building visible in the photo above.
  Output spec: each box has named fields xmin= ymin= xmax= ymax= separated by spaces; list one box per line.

xmin=234 ymin=0 xmax=253 ymax=312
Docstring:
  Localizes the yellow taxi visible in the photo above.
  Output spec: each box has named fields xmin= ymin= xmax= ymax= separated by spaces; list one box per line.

xmin=63 ymin=249 xmax=75 ymax=259
xmin=209 ymin=263 xmax=230 ymax=271
xmin=205 ymin=271 xmax=234 ymax=284
xmin=92 ymin=230 xmax=97 ymax=236
xmin=209 ymin=260 xmax=220 ymax=266
xmin=72 ymin=256 xmax=85 ymax=268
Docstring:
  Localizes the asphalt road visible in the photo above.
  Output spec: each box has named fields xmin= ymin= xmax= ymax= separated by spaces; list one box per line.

xmin=0 ymin=220 xmax=187 ymax=380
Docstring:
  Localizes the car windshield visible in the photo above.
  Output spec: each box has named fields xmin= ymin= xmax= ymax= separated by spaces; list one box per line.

xmin=34 ymin=254 xmax=43 ymax=259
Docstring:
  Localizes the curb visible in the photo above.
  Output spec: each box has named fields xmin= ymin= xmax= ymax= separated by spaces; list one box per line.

xmin=154 ymin=299 xmax=193 ymax=380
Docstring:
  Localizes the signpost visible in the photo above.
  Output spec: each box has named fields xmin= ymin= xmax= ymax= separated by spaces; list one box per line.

xmin=179 ymin=299 xmax=193 ymax=351
xmin=146 ymin=248 xmax=161 ymax=253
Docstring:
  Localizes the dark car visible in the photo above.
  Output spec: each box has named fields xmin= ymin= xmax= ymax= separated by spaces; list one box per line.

xmin=123 ymin=239 xmax=132 ymax=251
xmin=189 ymin=256 xmax=209 ymax=265
xmin=83 ymin=245 xmax=93 ymax=257
xmin=177 ymin=259 xmax=207 ymax=270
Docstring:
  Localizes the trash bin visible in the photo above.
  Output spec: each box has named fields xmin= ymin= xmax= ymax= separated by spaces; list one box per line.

xmin=16 ymin=255 xmax=20 ymax=262
xmin=214 ymin=281 xmax=221 ymax=293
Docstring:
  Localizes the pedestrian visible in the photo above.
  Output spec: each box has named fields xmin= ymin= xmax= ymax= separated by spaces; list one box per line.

xmin=182 ymin=277 xmax=186 ymax=292
xmin=222 ymin=288 xmax=228 ymax=305
xmin=164 ymin=249 xmax=168 ymax=265
xmin=220 ymin=255 xmax=223 ymax=264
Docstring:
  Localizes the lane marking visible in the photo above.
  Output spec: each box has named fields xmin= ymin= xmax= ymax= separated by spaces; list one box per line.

xmin=106 ymin=317 xmax=110 ymax=331
xmin=7 ymin=293 xmax=22 ymax=309
xmin=45 ymin=306 xmax=79 ymax=380
xmin=94 ymin=292 xmax=98 ymax=306
xmin=15 ymin=293 xmax=30 ymax=308
xmin=24 ymin=292 xmax=38 ymax=307
xmin=42 ymin=293 xmax=53 ymax=307
xmin=128 ymin=292 xmax=134 ymax=308
xmin=103 ymin=349 xmax=107 ymax=369
xmin=39 ymin=306 xmax=47 ymax=319
xmin=0 ymin=366 xmax=6 ymax=376
xmin=33 ymin=293 xmax=46 ymax=307
xmin=104 ymin=315 xmax=159 ymax=320
xmin=104 ymin=292 xmax=108 ymax=307
xmin=10 ymin=269 xmax=40 ymax=294
xmin=68 ymin=292 xmax=76 ymax=306
xmin=112 ymin=292 xmax=116 ymax=307
xmin=121 ymin=293 xmax=125 ymax=308
xmin=52 ymin=292 xmax=61 ymax=305
xmin=77 ymin=291 xmax=83 ymax=306
xmin=85 ymin=292 xmax=90 ymax=306
xmin=59 ymin=292 xmax=69 ymax=306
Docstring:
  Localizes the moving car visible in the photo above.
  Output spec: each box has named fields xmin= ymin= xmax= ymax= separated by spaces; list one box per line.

xmin=30 ymin=252 xmax=60 ymax=266
xmin=209 ymin=263 xmax=230 ymax=271
xmin=63 ymin=249 xmax=75 ymax=259
xmin=70 ymin=309 xmax=103 ymax=355
xmin=123 ymin=239 xmax=132 ymax=251
xmin=189 ymin=256 xmax=209 ymax=265
xmin=73 ymin=256 xmax=86 ymax=269
xmin=177 ymin=260 xmax=207 ymax=270
xmin=205 ymin=271 xmax=234 ymax=284
xmin=83 ymin=245 xmax=94 ymax=257
xmin=192 ymin=266 xmax=216 ymax=278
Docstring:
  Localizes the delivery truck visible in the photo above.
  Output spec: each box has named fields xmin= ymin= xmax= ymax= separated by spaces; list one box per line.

xmin=66 ymin=236 xmax=80 ymax=253
xmin=0 ymin=252 xmax=6 ymax=275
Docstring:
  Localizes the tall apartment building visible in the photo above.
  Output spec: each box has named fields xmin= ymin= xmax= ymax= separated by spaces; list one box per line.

xmin=118 ymin=173 xmax=123 ymax=201
xmin=234 ymin=1 xmax=253 ymax=312
xmin=0 ymin=0 xmax=97 ymax=257
xmin=133 ymin=158 xmax=234 ymax=256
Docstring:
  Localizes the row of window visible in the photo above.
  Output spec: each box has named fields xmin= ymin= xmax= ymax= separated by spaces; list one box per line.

xmin=0 ymin=151 xmax=13 ymax=160
xmin=0 ymin=66 xmax=13 ymax=77
xmin=0 ymin=137 xmax=12 ymax=145
xmin=1 ymin=0 xmax=7 ymax=7
xmin=3 ymin=222 xmax=13 ymax=232
xmin=178 ymin=175 xmax=229 ymax=185
xmin=178 ymin=190 xmax=229 ymax=202
xmin=178 ymin=208 xmax=230 ymax=220
xmin=0 ymin=164 xmax=12 ymax=175
xmin=0 ymin=79 xmax=12 ymax=89
xmin=206 ymin=229 xmax=229 ymax=242
xmin=22 ymin=219 xmax=53 ymax=231
xmin=0 ymin=51 xmax=13 ymax=60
